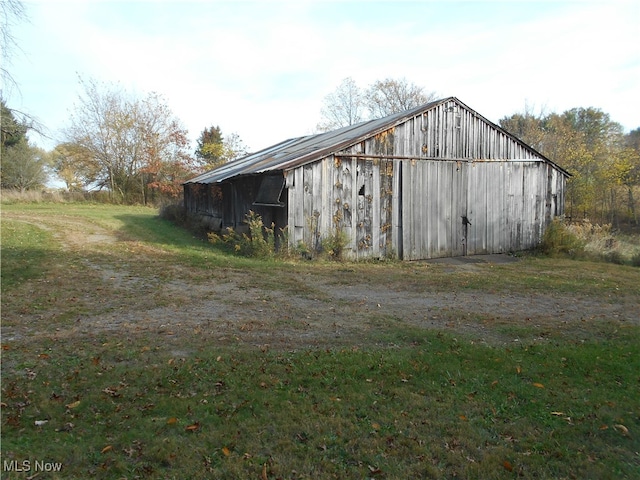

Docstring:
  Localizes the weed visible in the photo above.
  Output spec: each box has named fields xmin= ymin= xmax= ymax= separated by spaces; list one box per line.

xmin=320 ymin=227 xmax=350 ymax=260
xmin=208 ymin=211 xmax=281 ymax=258
xmin=540 ymin=218 xmax=585 ymax=257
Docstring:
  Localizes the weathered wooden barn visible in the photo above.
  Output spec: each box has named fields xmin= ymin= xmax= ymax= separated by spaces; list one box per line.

xmin=184 ymin=97 xmax=570 ymax=260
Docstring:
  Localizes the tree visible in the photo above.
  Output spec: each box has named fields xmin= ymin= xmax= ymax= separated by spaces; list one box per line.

xmin=317 ymin=77 xmax=437 ymax=132
xmin=62 ymin=78 xmax=196 ymax=203
xmin=364 ymin=77 xmax=437 ymax=118
xmin=1 ymin=0 xmax=26 ymax=92
xmin=317 ymin=77 xmax=364 ymax=131
xmin=195 ymin=125 xmax=223 ymax=166
xmin=502 ymin=105 xmax=633 ymax=224
xmin=499 ymin=105 xmax=547 ymax=152
xmin=195 ymin=126 xmax=247 ymax=170
xmin=1 ymin=137 xmax=49 ymax=192
xmin=617 ymin=128 xmax=640 ymax=224
xmin=1 ymin=98 xmax=27 ymax=150
xmin=51 ymin=142 xmax=99 ymax=191
xmin=1 ymin=100 xmax=49 ymax=191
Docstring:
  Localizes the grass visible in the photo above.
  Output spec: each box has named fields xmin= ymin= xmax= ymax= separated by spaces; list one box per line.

xmin=2 ymin=330 xmax=638 ymax=479
xmin=1 ymin=202 xmax=639 ymax=479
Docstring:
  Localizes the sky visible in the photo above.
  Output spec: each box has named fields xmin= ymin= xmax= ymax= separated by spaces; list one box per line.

xmin=4 ymin=0 xmax=639 ymax=156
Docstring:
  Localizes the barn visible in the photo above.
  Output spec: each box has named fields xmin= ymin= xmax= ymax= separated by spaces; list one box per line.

xmin=184 ymin=97 xmax=570 ymax=260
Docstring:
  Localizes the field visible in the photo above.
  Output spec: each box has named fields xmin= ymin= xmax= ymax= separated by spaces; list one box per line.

xmin=1 ymin=202 xmax=639 ymax=479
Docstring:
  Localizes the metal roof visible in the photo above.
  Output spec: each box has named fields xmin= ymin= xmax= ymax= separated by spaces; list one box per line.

xmin=185 ymin=97 xmax=568 ymax=184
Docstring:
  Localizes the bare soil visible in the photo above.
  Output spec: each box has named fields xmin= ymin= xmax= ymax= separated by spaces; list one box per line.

xmin=2 ymin=212 xmax=638 ymax=353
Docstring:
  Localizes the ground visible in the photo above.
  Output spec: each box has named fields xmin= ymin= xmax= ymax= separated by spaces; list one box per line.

xmin=2 ymin=210 xmax=638 ymax=355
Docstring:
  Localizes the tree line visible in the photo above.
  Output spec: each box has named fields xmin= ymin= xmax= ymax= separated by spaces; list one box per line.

xmin=2 ymin=75 xmax=639 ymax=227
xmin=1 ymin=78 xmax=247 ymax=204
xmin=500 ymin=107 xmax=639 ymax=227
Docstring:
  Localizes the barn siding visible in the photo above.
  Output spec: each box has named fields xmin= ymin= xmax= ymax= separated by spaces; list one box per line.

xmin=188 ymin=97 xmax=567 ymax=260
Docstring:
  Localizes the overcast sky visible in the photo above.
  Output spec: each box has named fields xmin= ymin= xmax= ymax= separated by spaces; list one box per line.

xmin=5 ymin=0 xmax=639 ymax=154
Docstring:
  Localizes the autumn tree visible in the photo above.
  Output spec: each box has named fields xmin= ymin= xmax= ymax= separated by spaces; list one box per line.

xmin=617 ymin=128 xmax=640 ymax=224
xmin=498 ymin=106 xmax=547 ymax=153
xmin=62 ymin=78 xmax=196 ymax=203
xmin=501 ymin=106 xmax=636 ymax=225
xmin=50 ymin=142 xmax=98 ymax=191
xmin=195 ymin=126 xmax=247 ymax=170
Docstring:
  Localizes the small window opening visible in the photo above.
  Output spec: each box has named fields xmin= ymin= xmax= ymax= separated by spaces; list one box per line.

xmin=253 ymin=175 xmax=286 ymax=207
xmin=358 ymin=185 xmax=365 ymax=196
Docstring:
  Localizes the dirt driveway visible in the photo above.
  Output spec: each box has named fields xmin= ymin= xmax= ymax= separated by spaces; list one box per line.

xmin=2 ymin=212 xmax=638 ymax=352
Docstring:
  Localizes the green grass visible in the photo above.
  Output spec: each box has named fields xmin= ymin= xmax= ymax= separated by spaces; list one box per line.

xmin=2 ymin=202 xmax=639 ymax=479
xmin=2 ymin=330 xmax=638 ymax=479
xmin=0 ymin=219 xmax=57 ymax=290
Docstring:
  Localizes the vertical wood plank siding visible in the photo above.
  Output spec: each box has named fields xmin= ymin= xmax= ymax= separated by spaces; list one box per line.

xmin=285 ymin=99 xmax=565 ymax=259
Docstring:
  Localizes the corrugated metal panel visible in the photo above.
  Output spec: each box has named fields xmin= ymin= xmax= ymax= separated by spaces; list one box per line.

xmin=185 ymin=97 xmax=570 ymax=186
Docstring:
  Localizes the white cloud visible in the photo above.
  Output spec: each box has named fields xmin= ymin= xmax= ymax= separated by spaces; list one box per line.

xmin=7 ymin=0 xmax=639 ymax=155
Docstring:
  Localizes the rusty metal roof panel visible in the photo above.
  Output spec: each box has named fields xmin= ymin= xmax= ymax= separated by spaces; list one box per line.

xmin=184 ymin=99 xmax=448 ymax=185
xmin=185 ymin=97 xmax=569 ymax=184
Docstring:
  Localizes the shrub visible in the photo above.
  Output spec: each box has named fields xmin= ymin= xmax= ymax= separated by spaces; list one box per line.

xmin=159 ymin=203 xmax=187 ymax=225
xmin=540 ymin=218 xmax=585 ymax=257
xmin=602 ymin=250 xmax=625 ymax=265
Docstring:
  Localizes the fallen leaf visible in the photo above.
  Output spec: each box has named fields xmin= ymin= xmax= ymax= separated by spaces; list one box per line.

xmin=34 ymin=420 xmax=48 ymax=426
xmin=614 ymin=424 xmax=630 ymax=437
xmin=141 ymin=346 xmax=150 ymax=352
xmin=101 ymin=445 xmax=113 ymax=454
xmin=371 ymin=422 xmax=381 ymax=430
xmin=91 ymin=357 xmax=100 ymax=365
xmin=503 ymin=460 xmax=513 ymax=472
xmin=222 ymin=446 xmax=231 ymax=456
xmin=551 ymin=412 xmax=565 ymax=416
xmin=532 ymin=382 xmax=545 ymax=389
xmin=185 ymin=422 xmax=200 ymax=432
xmin=262 ymin=462 xmax=268 ymax=480
xmin=491 ymin=380 xmax=498 ymax=387
xmin=102 ymin=387 xmax=120 ymax=397
xmin=166 ymin=417 xmax=178 ymax=425
xmin=368 ymin=464 xmax=382 ymax=474
xmin=459 ymin=415 xmax=468 ymax=421
xmin=38 ymin=353 xmax=50 ymax=360
xmin=599 ymin=424 xmax=608 ymax=430
xmin=66 ymin=400 xmax=80 ymax=409
xmin=516 ymin=365 xmax=521 ymax=374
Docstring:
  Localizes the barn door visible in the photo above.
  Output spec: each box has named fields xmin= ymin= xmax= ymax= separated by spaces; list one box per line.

xmin=452 ymin=161 xmax=468 ymax=257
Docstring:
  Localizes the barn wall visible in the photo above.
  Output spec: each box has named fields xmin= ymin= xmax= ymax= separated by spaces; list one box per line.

xmin=392 ymin=98 xmax=544 ymax=161
xmin=287 ymin=155 xmax=395 ymax=259
xmin=287 ymin=155 xmax=565 ymax=261
xmin=184 ymin=177 xmax=287 ymax=235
